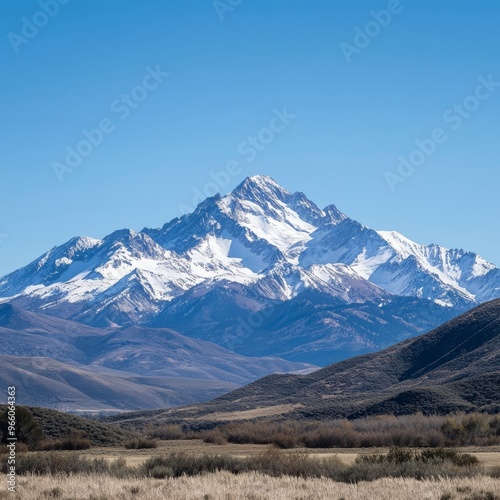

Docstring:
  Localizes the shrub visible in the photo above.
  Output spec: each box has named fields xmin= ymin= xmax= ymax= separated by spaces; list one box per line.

xmin=0 ymin=442 xmax=29 ymax=454
xmin=148 ymin=465 xmax=174 ymax=479
xmin=0 ymin=452 xmax=135 ymax=477
xmin=245 ymin=447 xmax=343 ymax=478
xmin=356 ymin=447 xmax=479 ymax=468
xmin=141 ymin=449 xmax=344 ymax=479
xmin=204 ymin=413 xmax=500 ymax=449
xmin=38 ymin=429 xmax=91 ymax=451
xmin=489 ymin=466 xmax=500 ymax=479
xmin=123 ymin=438 xmax=158 ymax=449
xmin=218 ymin=421 xmax=300 ymax=448
xmin=356 ymin=447 xmax=416 ymax=464
xmin=141 ymin=452 xmax=242 ymax=478
xmin=0 ymin=407 xmax=45 ymax=448
xmin=419 ymin=448 xmax=479 ymax=467
xmin=2 ymin=452 xmax=104 ymax=475
xmin=489 ymin=417 xmax=500 ymax=436
xmin=146 ymin=424 xmax=184 ymax=440
xmin=201 ymin=429 xmax=227 ymax=445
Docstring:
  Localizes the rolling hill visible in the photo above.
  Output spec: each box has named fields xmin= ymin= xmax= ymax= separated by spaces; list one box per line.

xmin=108 ymin=298 xmax=500 ymax=428
xmin=0 ymin=304 xmax=313 ymax=411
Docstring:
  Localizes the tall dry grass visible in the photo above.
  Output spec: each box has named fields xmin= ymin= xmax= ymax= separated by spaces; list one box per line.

xmin=1 ymin=446 xmax=484 ymax=482
xmin=12 ymin=472 xmax=500 ymax=500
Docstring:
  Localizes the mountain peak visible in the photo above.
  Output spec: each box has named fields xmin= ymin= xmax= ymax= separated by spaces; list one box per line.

xmin=105 ymin=228 xmax=137 ymax=242
xmin=243 ymin=174 xmax=281 ymax=188
xmin=231 ymin=175 xmax=291 ymax=204
xmin=323 ymin=204 xmax=348 ymax=225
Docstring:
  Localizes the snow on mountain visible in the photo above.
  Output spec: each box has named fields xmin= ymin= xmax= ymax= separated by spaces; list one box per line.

xmin=0 ymin=175 xmax=499 ymax=332
xmin=250 ymin=261 xmax=386 ymax=304
xmin=300 ymin=216 xmax=499 ymax=309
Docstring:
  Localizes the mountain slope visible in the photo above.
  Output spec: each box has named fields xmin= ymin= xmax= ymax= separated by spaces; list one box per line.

xmin=0 ymin=355 xmax=197 ymax=411
xmin=108 ymin=298 xmax=500 ymax=426
xmin=0 ymin=305 xmax=314 ymax=410
xmin=153 ymin=282 xmax=457 ymax=364
xmin=1 ymin=175 xmax=499 ymax=363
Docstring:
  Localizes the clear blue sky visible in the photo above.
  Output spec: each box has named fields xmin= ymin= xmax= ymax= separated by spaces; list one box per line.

xmin=1 ymin=0 xmax=499 ymax=276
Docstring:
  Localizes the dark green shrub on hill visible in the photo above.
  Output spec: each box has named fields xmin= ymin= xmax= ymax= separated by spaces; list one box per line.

xmin=0 ymin=406 xmax=44 ymax=448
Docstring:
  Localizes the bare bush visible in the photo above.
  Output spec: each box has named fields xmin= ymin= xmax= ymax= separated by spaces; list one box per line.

xmin=123 ymin=438 xmax=158 ymax=449
xmin=38 ymin=429 xmax=91 ymax=450
xmin=142 ymin=451 xmax=242 ymax=478
xmin=146 ymin=424 xmax=184 ymax=440
xmin=201 ymin=429 xmax=227 ymax=445
xmin=203 ymin=413 xmax=500 ymax=449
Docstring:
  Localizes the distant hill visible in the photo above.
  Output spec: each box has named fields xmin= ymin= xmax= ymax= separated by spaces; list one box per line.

xmin=108 ymin=299 xmax=500 ymax=428
xmin=0 ymin=304 xmax=313 ymax=411
xmin=0 ymin=355 xmax=240 ymax=411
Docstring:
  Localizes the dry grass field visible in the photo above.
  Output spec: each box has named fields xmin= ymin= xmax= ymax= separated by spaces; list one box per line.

xmin=4 ymin=434 xmax=500 ymax=499
xmin=10 ymin=472 xmax=500 ymax=500
xmin=74 ymin=439 xmax=500 ymax=470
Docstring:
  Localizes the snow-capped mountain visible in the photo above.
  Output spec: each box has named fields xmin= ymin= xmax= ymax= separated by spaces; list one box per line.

xmin=300 ymin=218 xmax=500 ymax=308
xmin=1 ymin=175 xmax=499 ymax=361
